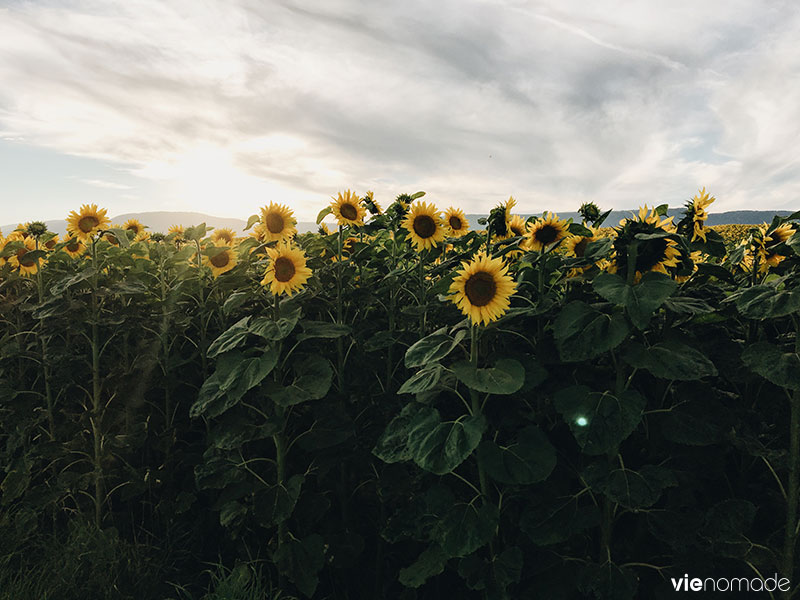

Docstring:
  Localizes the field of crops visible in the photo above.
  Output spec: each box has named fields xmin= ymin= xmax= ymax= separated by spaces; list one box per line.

xmin=1 ymin=190 xmax=800 ymax=599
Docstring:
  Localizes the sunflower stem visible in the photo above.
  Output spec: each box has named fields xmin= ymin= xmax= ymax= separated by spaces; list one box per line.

xmin=782 ymin=317 xmax=800 ymax=595
xmin=418 ymin=251 xmax=427 ymax=335
xmin=336 ymin=226 xmax=345 ymax=394
xmin=35 ymin=238 xmax=55 ymax=441
xmin=90 ymin=236 xmax=104 ymax=529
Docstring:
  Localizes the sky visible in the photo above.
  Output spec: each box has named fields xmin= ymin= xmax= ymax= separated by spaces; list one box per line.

xmin=1 ymin=0 xmax=799 ymax=225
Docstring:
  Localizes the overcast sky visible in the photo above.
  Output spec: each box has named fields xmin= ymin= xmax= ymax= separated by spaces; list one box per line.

xmin=1 ymin=0 xmax=799 ymax=225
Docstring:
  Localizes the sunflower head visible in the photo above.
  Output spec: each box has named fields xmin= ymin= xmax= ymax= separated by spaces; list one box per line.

xmin=63 ymin=235 xmax=87 ymax=258
xmin=331 ymin=190 xmax=366 ymax=227
xmin=26 ymin=221 xmax=48 ymax=237
xmin=578 ymin=202 xmax=602 ymax=225
xmin=676 ymin=188 xmax=715 ymax=242
xmin=487 ymin=198 xmax=515 ymax=238
xmin=66 ymin=204 xmax=110 ymax=241
xmin=261 ymin=241 xmax=313 ymax=296
xmin=211 ymin=227 xmax=237 ymax=245
xmin=150 ymin=232 xmax=166 ymax=243
xmin=449 ymin=253 xmax=517 ymax=325
xmin=167 ymin=224 xmax=185 ymax=242
xmin=123 ymin=218 xmax=150 ymax=241
xmin=527 ymin=213 xmax=570 ymax=252
xmin=362 ymin=190 xmax=382 ymax=215
xmin=611 ymin=210 xmax=683 ymax=281
xmin=202 ymin=244 xmax=237 ymax=278
xmin=260 ymin=202 xmax=297 ymax=242
xmin=8 ymin=236 xmax=42 ymax=277
xmin=402 ymin=201 xmax=445 ymax=251
xmin=443 ymin=207 xmax=470 ymax=237
xmin=563 ymin=227 xmax=600 ymax=258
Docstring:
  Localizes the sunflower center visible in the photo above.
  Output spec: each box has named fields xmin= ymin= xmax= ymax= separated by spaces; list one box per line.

xmin=45 ymin=239 xmax=56 ymax=249
xmin=217 ymin=232 xmax=233 ymax=244
xmin=413 ymin=215 xmax=436 ymax=239
xmin=66 ymin=242 xmax=80 ymax=252
xmin=210 ymin=251 xmax=230 ymax=268
xmin=126 ymin=224 xmax=141 ymax=234
xmin=17 ymin=248 xmax=35 ymax=267
xmin=274 ymin=257 xmax=296 ymax=282
xmin=340 ymin=203 xmax=358 ymax=221
xmin=511 ymin=225 xmax=524 ymax=236
xmin=574 ymin=238 xmax=589 ymax=257
xmin=636 ymin=239 xmax=668 ymax=272
xmin=266 ymin=213 xmax=285 ymax=234
xmin=535 ymin=225 xmax=558 ymax=245
xmin=449 ymin=216 xmax=462 ymax=230
xmin=78 ymin=215 xmax=99 ymax=233
xmin=465 ymin=271 xmax=497 ymax=307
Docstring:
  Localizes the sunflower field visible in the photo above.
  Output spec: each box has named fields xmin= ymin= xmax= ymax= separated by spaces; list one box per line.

xmin=1 ymin=189 xmax=800 ymax=599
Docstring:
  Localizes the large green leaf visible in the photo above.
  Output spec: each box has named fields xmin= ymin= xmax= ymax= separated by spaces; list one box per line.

xmin=586 ymin=463 xmax=677 ymax=509
xmin=405 ymin=329 xmax=466 ymax=368
xmin=554 ymin=386 xmax=645 ymax=455
xmin=275 ymin=534 xmax=326 ymax=598
xmin=742 ymin=342 xmax=800 ymax=390
xmin=249 ymin=312 xmax=300 ymax=340
xmin=398 ymin=364 xmax=443 ymax=394
xmin=207 ymin=317 xmax=251 ymax=358
xmin=477 ymin=426 xmax=556 ymax=485
xmin=450 ymin=358 xmax=524 ymax=395
xmin=435 ymin=502 xmax=499 ymax=557
xmin=254 ymin=474 xmax=304 ymax=527
xmin=412 ymin=415 xmax=487 ymax=474
xmin=297 ymin=321 xmax=351 ymax=341
xmin=269 ymin=355 xmax=333 ymax=407
xmin=552 ymin=301 xmax=630 ymax=362
xmin=398 ymin=545 xmax=449 ymax=588
xmin=373 ymin=403 xmax=440 ymax=464
xmin=733 ymin=285 xmax=800 ymax=320
xmin=622 ymin=340 xmax=717 ymax=380
xmin=593 ymin=271 xmax=677 ymax=329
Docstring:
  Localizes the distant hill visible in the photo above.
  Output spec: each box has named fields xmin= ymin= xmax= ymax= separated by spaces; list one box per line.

xmin=3 ymin=209 xmax=796 ymax=238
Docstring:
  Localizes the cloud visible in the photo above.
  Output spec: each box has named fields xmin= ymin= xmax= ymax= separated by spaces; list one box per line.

xmin=76 ymin=178 xmax=133 ymax=190
xmin=0 ymin=0 xmax=799 ymax=221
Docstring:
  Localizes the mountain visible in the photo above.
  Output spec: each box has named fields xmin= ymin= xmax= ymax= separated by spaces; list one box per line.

xmin=3 ymin=209 xmax=796 ymax=238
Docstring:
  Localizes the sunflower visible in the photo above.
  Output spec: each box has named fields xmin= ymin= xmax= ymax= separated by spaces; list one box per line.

xmin=403 ymin=201 xmax=445 ymax=251
xmin=527 ymin=213 xmax=570 ymax=252
xmin=123 ymin=218 xmax=150 ymax=241
xmin=261 ymin=241 xmax=312 ymax=296
xmin=66 ymin=204 xmax=110 ymax=241
xmin=211 ymin=227 xmax=237 ymax=245
xmin=331 ymin=190 xmax=366 ymax=227
xmin=63 ymin=235 xmax=87 ymax=258
xmin=563 ymin=227 xmax=600 ymax=258
xmin=318 ymin=222 xmax=332 ymax=236
xmin=260 ymin=202 xmax=297 ymax=243
xmin=362 ymin=190 xmax=382 ymax=215
xmin=203 ymin=244 xmax=237 ymax=278
xmin=610 ymin=208 xmax=682 ymax=281
xmin=167 ymin=224 xmax=185 ymax=242
xmin=8 ymin=236 xmax=42 ymax=276
xmin=753 ymin=223 xmax=796 ymax=272
xmin=43 ymin=234 xmax=59 ymax=251
xmin=676 ymin=188 xmax=715 ymax=242
xmin=443 ymin=207 xmax=469 ymax=237
xmin=449 ymin=253 xmax=516 ymax=325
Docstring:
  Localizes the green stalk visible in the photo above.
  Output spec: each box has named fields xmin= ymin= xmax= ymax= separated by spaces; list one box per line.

xmin=469 ymin=325 xmax=490 ymax=503
xmin=90 ymin=237 xmax=103 ymax=529
xmin=385 ymin=227 xmax=398 ymax=390
xmin=35 ymin=239 xmax=55 ymax=440
xmin=418 ymin=250 xmax=427 ymax=335
xmin=782 ymin=318 xmax=800 ymax=595
xmin=336 ymin=226 xmax=345 ymax=393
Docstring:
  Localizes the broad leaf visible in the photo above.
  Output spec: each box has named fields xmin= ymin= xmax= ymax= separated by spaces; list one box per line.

xmin=477 ymin=426 xmax=556 ymax=485
xmin=622 ymin=340 xmax=717 ymax=380
xmin=412 ymin=415 xmax=487 ymax=474
xmin=742 ymin=342 xmax=800 ymax=390
xmin=451 ymin=358 xmax=524 ymax=395
xmin=553 ymin=301 xmax=630 ymax=362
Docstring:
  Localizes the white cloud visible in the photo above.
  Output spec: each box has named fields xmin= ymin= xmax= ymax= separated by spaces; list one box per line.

xmin=0 ymin=0 xmax=799 ymax=221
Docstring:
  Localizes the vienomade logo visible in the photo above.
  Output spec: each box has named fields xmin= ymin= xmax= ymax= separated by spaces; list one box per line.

xmin=670 ymin=574 xmax=791 ymax=593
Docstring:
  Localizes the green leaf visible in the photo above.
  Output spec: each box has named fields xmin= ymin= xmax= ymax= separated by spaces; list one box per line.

xmin=478 ymin=426 xmax=556 ymax=485
xmin=520 ymin=492 xmax=600 ymax=546
xmin=554 ymin=386 xmax=645 ymax=455
xmin=245 ymin=214 xmax=261 ymax=230
xmin=593 ymin=272 xmax=677 ymax=329
xmin=405 ymin=329 xmax=466 ymax=368
xmin=742 ymin=342 xmax=800 ymax=390
xmin=410 ymin=190 xmax=426 ymax=199
xmin=209 ymin=409 xmax=280 ymax=449
xmin=270 ymin=355 xmax=333 ymax=407
xmin=249 ymin=312 xmax=300 ymax=341
xmin=106 ymin=228 xmax=131 ymax=248
xmin=450 ymin=358 xmax=524 ymax=395
xmin=275 ymin=534 xmax=326 ymax=598
xmin=583 ymin=237 xmax=613 ymax=262
xmin=701 ymin=499 xmax=757 ymax=558
xmin=734 ymin=285 xmax=800 ymax=320
xmin=297 ymin=321 xmax=351 ymax=341
xmin=1 ymin=469 xmax=30 ymax=505
xmin=552 ymin=301 xmax=630 ymax=362
xmin=622 ymin=340 xmax=717 ymax=380
xmin=219 ymin=501 xmax=247 ymax=528
xmin=597 ymin=464 xmax=677 ymax=509
xmin=398 ymin=364 xmax=443 ymax=394
xmin=412 ymin=415 xmax=487 ymax=475
xmin=436 ymin=502 xmax=499 ymax=557
xmin=398 ymin=545 xmax=448 ymax=588
xmin=316 ymin=206 xmax=332 ymax=224
xmin=207 ymin=317 xmax=251 ymax=358
xmin=568 ymin=223 xmax=593 ymax=237
xmin=254 ymin=474 xmax=304 ymax=527
xmin=373 ymin=403 xmax=440 ymax=464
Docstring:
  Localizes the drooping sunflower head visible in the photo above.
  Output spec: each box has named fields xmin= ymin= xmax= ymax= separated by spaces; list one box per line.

xmin=578 ymin=202 xmax=602 ymax=225
xmin=506 ymin=215 xmax=529 ymax=238
xmin=362 ymin=190 xmax=382 ymax=215
xmin=527 ymin=213 xmax=570 ymax=252
xmin=331 ymin=190 xmax=366 ymax=227
xmin=26 ymin=221 xmax=48 ymax=238
xmin=402 ymin=201 xmax=445 ymax=251
xmin=43 ymin=234 xmax=59 ymax=251
xmin=612 ymin=213 xmax=683 ymax=281
xmin=449 ymin=253 xmax=517 ymax=325
xmin=202 ymin=244 xmax=237 ymax=278
xmin=66 ymin=204 xmax=110 ymax=241
xmin=167 ymin=224 xmax=185 ymax=242
xmin=211 ymin=227 xmax=237 ymax=246
xmin=260 ymin=202 xmax=297 ymax=242
xmin=8 ymin=236 xmax=42 ymax=277
xmin=563 ymin=227 xmax=600 ymax=258
xmin=677 ymin=188 xmax=715 ymax=242
xmin=261 ymin=241 xmax=313 ymax=296
xmin=443 ymin=207 xmax=469 ymax=237
xmin=754 ymin=222 xmax=796 ymax=272
xmin=123 ymin=218 xmax=150 ymax=241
